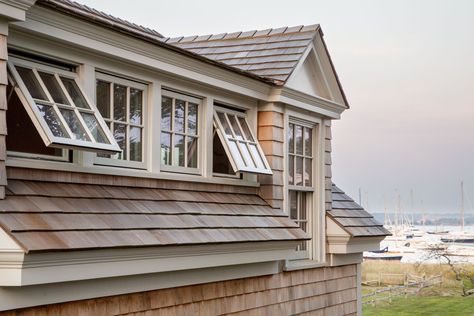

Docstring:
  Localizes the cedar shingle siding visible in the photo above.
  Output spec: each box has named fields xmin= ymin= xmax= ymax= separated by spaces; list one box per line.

xmin=2 ymin=265 xmax=358 ymax=316
xmin=0 ymin=34 xmax=7 ymax=200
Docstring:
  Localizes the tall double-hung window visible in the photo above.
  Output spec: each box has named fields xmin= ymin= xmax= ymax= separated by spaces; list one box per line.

xmin=7 ymin=57 xmax=120 ymax=154
xmin=95 ymin=73 xmax=147 ymax=168
xmin=288 ymin=120 xmax=314 ymax=258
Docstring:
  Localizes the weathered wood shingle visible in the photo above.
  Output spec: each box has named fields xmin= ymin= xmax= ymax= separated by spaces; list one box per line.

xmin=328 ymin=184 xmax=391 ymax=237
xmin=164 ymin=25 xmax=319 ymax=84
xmin=0 ymin=180 xmax=309 ymax=252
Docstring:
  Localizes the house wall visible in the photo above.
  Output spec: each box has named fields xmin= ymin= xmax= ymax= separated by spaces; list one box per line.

xmin=324 ymin=120 xmax=333 ymax=212
xmin=257 ymin=105 xmax=285 ymax=209
xmin=0 ymin=264 xmax=358 ymax=316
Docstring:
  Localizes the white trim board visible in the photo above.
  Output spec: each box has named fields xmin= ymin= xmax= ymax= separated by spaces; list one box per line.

xmin=0 ymin=240 xmax=299 ymax=286
xmin=0 ymin=260 xmax=280 ymax=311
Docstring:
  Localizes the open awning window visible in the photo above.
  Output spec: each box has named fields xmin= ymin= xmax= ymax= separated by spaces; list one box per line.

xmin=7 ymin=58 xmax=120 ymax=153
xmin=213 ymin=106 xmax=272 ymax=175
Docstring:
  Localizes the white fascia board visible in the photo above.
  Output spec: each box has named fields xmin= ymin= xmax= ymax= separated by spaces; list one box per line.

xmin=328 ymin=253 xmax=363 ymax=267
xmin=0 ymin=241 xmax=299 ymax=286
xmin=270 ymin=86 xmax=345 ymax=119
xmin=327 ymin=235 xmax=385 ymax=254
xmin=0 ymin=0 xmax=36 ymax=21
xmin=12 ymin=6 xmax=272 ymax=100
xmin=0 ymin=260 xmax=280 ymax=311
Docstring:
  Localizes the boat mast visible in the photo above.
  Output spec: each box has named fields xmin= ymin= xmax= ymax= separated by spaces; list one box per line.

xmin=461 ymin=181 xmax=465 ymax=232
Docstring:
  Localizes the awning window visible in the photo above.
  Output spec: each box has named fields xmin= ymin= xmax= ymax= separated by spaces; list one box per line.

xmin=7 ymin=58 xmax=120 ymax=153
xmin=213 ymin=106 xmax=272 ymax=175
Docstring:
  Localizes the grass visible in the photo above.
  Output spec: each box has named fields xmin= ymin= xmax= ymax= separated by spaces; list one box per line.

xmin=362 ymin=261 xmax=474 ymax=315
xmin=363 ymin=296 xmax=474 ymax=316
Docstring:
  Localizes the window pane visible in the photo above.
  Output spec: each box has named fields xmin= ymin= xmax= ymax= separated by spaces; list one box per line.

xmin=213 ymin=131 xmax=234 ymax=174
xmin=288 ymin=123 xmax=294 ymax=154
xmin=38 ymin=72 xmax=69 ymax=105
xmin=96 ymin=80 xmax=110 ymax=119
xmin=130 ymin=88 xmax=142 ymax=125
xmin=36 ymin=104 xmax=67 ymax=137
xmin=187 ymin=136 xmax=198 ymax=168
xmin=304 ymin=158 xmax=312 ymax=186
xmin=304 ymin=127 xmax=312 ymax=156
xmin=113 ymin=84 xmax=127 ymax=121
xmin=239 ymin=142 xmax=255 ymax=168
xmin=187 ymin=102 xmax=198 ymax=135
xmin=300 ymin=193 xmax=307 ymax=220
xmin=249 ymin=144 xmax=265 ymax=169
xmin=238 ymin=117 xmax=254 ymax=141
xmin=174 ymin=99 xmax=185 ymax=133
xmin=81 ymin=113 xmax=109 ymax=144
xmin=229 ymin=115 xmax=244 ymax=140
xmin=16 ymin=67 xmax=48 ymax=101
xmin=130 ymin=126 xmax=142 ymax=162
xmin=228 ymin=140 xmax=244 ymax=168
xmin=60 ymin=77 xmax=90 ymax=109
xmin=289 ymin=190 xmax=297 ymax=220
xmin=173 ymin=134 xmax=185 ymax=167
xmin=161 ymin=132 xmax=171 ymax=165
xmin=59 ymin=109 xmax=89 ymax=141
xmin=295 ymin=156 xmax=303 ymax=186
xmin=113 ymin=123 xmax=127 ymax=160
xmin=161 ymin=96 xmax=172 ymax=131
xmin=288 ymin=155 xmax=294 ymax=185
xmin=97 ymin=121 xmax=112 ymax=158
xmin=295 ymin=125 xmax=303 ymax=155
xmin=217 ymin=112 xmax=232 ymax=136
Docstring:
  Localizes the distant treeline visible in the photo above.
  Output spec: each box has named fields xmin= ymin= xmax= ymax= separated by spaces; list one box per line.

xmin=371 ymin=213 xmax=474 ymax=226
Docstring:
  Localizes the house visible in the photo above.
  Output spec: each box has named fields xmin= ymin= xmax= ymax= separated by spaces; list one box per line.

xmin=0 ymin=0 xmax=390 ymax=314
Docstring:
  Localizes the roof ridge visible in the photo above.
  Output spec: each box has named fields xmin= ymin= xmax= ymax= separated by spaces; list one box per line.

xmin=164 ymin=24 xmax=320 ymax=44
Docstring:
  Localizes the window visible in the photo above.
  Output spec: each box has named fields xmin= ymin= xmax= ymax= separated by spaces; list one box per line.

xmin=95 ymin=73 xmax=147 ymax=168
xmin=289 ymin=190 xmax=310 ymax=255
xmin=213 ymin=106 xmax=272 ymax=175
xmin=7 ymin=58 xmax=120 ymax=154
xmin=288 ymin=120 xmax=315 ymax=259
xmin=288 ymin=123 xmax=313 ymax=187
xmin=160 ymin=90 xmax=200 ymax=173
xmin=6 ymin=83 xmax=69 ymax=161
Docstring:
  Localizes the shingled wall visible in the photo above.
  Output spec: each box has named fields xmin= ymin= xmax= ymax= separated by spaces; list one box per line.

xmin=324 ymin=120 xmax=332 ymax=212
xmin=1 ymin=264 xmax=358 ymax=316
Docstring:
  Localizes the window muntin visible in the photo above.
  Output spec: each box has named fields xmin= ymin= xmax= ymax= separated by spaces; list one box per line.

xmin=288 ymin=123 xmax=313 ymax=187
xmin=289 ymin=190 xmax=311 ymax=256
xmin=7 ymin=58 xmax=120 ymax=153
xmin=94 ymin=73 xmax=147 ymax=168
xmin=160 ymin=90 xmax=200 ymax=173
xmin=213 ymin=106 xmax=272 ymax=175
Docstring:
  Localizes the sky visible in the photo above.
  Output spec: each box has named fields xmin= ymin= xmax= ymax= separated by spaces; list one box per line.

xmin=76 ymin=0 xmax=474 ymax=214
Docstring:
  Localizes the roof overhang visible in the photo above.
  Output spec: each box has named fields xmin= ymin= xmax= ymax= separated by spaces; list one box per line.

xmin=326 ymin=216 xmax=385 ymax=254
xmin=0 ymin=239 xmax=300 ymax=286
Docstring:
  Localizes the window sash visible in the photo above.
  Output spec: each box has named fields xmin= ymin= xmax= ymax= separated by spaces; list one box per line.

xmin=213 ymin=106 xmax=272 ymax=175
xmin=289 ymin=190 xmax=311 ymax=257
xmin=288 ymin=122 xmax=313 ymax=188
xmin=7 ymin=58 xmax=120 ymax=154
xmin=94 ymin=72 xmax=147 ymax=169
xmin=160 ymin=90 xmax=201 ymax=173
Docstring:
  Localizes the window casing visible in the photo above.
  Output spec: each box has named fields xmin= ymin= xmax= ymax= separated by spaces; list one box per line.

xmin=287 ymin=119 xmax=316 ymax=259
xmin=7 ymin=57 xmax=120 ymax=154
xmin=160 ymin=90 xmax=201 ymax=174
xmin=94 ymin=72 xmax=147 ymax=169
xmin=213 ymin=106 xmax=272 ymax=175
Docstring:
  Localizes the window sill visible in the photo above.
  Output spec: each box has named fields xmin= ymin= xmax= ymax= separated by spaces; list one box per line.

xmin=283 ymin=259 xmax=327 ymax=271
xmin=6 ymin=157 xmax=260 ymax=188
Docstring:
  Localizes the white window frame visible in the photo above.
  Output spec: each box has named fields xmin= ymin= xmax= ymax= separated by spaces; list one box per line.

xmin=213 ymin=106 xmax=272 ymax=175
xmin=93 ymin=72 xmax=148 ymax=169
xmin=286 ymin=115 xmax=321 ymax=261
xmin=7 ymin=57 xmax=120 ymax=154
xmin=288 ymin=190 xmax=313 ymax=259
xmin=160 ymin=89 xmax=202 ymax=175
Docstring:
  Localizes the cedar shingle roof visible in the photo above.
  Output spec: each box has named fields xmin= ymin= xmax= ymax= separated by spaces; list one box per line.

xmin=0 ymin=180 xmax=308 ymax=253
xmin=164 ymin=25 xmax=319 ymax=84
xmin=329 ymin=184 xmax=391 ymax=237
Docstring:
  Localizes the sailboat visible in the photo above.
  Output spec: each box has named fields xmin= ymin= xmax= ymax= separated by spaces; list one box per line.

xmin=441 ymin=181 xmax=474 ymax=243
